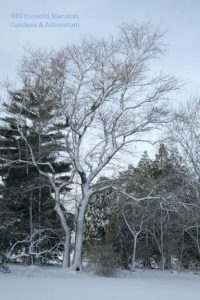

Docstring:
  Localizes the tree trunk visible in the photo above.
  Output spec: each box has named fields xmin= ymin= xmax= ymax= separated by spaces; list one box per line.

xmin=72 ymin=212 xmax=85 ymax=271
xmin=72 ymin=184 xmax=90 ymax=271
xmin=54 ymin=190 xmax=71 ymax=268
xmin=29 ymin=192 xmax=34 ymax=266
xmin=62 ymin=230 xmax=71 ymax=268
xmin=161 ymin=233 xmax=165 ymax=271
xmin=131 ymin=235 xmax=137 ymax=272
xmin=161 ymin=255 xmax=165 ymax=271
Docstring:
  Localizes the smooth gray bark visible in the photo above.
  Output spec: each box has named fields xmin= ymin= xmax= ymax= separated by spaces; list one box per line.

xmin=72 ymin=184 xmax=90 ymax=271
xmin=54 ymin=190 xmax=71 ymax=268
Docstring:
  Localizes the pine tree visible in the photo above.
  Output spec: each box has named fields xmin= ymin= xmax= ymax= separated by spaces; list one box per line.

xmin=0 ymin=81 xmax=71 ymax=263
xmin=137 ymin=151 xmax=152 ymax=173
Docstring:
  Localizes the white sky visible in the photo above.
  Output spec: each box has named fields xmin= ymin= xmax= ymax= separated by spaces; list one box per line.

xmin=0 ymin=0 xmax=199 ymax=100
xmin=0 ymin=0 xmax=199 ymax=165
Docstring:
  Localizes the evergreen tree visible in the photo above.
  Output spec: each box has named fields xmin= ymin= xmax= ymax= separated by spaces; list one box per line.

xmin=137 ymin=151 xmax=152 ymax=173
xmin=85 ymin=177 xmax=114 ymax=243
xmin=85 ymin=145 xmax=191 ymax=270
xmin=0 ymin=81 xmax=71 ymax=263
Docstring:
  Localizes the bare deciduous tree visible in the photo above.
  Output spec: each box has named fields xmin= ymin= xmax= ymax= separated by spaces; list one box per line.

xmin=122 ymin=200 xmax=148 ymax=272
xmin=169 ymin=98 xmax=200 ymax=178
xmin=168 ymin=98 xmax=200 ymax=260
xmin=4 ymin=23 xmax=179 ymax=270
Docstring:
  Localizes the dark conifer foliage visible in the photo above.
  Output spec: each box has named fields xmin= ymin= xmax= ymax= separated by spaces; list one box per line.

xmin=86 ymin=145 xmax=199 ymax=270
xmin=0 ymin=80 xmax=71 ymax=263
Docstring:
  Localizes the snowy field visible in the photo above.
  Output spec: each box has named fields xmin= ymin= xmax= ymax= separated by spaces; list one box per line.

xmin=1 ymin=265 xmax=200 ymax=300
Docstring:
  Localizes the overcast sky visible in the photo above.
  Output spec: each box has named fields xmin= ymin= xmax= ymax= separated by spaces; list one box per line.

xmin=0 ymin=0 xmax=199 ymax=164
xmin=0 ymin=0 xmax=199 ymax=99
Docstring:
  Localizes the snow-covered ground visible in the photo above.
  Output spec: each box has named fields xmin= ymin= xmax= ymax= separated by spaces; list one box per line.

xmin=0 ymin=265 xmax=200 ymax=300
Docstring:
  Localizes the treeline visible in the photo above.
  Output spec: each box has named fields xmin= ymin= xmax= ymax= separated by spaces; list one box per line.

xmin=0 ymin=23 xmax=200 ymax=273
xmin=86 ymin=145 xmax=200 ymax=272
xmin=1 ymin=124 xmax=200 ymax=272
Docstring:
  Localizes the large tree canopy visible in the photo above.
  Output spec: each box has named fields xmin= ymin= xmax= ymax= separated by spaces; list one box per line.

xmin=0 ymin=22 xmax=179 ymax=270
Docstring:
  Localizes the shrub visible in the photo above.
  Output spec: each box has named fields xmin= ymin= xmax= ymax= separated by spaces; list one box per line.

xmin=87 ymin=243 xmax=119 ymax=277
